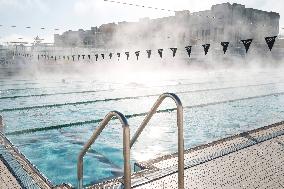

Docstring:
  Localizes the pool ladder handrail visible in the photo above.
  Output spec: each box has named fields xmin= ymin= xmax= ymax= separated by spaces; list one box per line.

xmin=130 ymin=93 xmax=185 ymax=189
xmin=77 ymin=111 xmax=131 ymax=189
xmin=0 ymin=115 xmax=3 ymax=133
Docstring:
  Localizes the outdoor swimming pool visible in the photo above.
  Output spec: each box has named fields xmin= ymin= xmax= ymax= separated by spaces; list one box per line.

xmin=1 ymin=64 xmax=284 ymax=187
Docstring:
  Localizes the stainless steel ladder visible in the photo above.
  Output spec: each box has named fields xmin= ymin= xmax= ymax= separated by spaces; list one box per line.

xmin=130 ymin=93 xmax=185 ymax=189
xmin=77 ymin=93 xmax=184 ymax=189
xmin=77 ymin=111 xmax=131 ymax=189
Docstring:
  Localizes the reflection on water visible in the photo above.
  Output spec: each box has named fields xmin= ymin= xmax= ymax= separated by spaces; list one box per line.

xmin=1 ymin=65 xmax=284 ymax=186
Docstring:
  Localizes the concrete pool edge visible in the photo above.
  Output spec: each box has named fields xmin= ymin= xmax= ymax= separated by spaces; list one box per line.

xmin=1 ymin=120 xmax=284 ymax=188
xmin=89 ymin=121 xmax=284 ymax=188
xmin=0 ymin=131 xmax=72 ymax=189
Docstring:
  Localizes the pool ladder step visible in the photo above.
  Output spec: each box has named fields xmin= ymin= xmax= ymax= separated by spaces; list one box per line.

xmin=77 ymin=93 xmax=185 ymax=189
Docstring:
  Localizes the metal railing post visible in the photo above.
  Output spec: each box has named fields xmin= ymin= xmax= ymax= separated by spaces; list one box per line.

xmin=130 ymin=93 xmax=184 ymax=189
xmin=0 ymin=115 xmax=3 ymax=133
xmin=77 ymin=111 xmax=131 ymax=189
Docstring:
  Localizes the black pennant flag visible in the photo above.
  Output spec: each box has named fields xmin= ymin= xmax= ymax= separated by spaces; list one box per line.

xmin=221 ymin=42 xmax=229 ymax=54
xmin=55 ymin=56 xmax=57 ymax=61
xmin=72 ymin=55 xmax=75 ymax=61
xmin=135 ymin=51 xmax=140 ymax=60
xmin=170 ymin=48 xmax=177 ymax=57
xmin=241 ymin=39 xmax=253 ymax=53
xmin=265 ymin=36 xmax=277 ymax=51
xmin=95 ymin=54 xmax=98 ymax=61
xmin=146 ymin=50 xmax=151 ymax=58
xmin=185 ymin=46 xmax=192 ymax=58
xmin=125 ymin=52 xmax=130 ymax=60
xmin=38 ymin=55 xmax=40 ymax=60
xmin=109 ymin=53 xmax=113 ymax=59
xmin=117 ymin=53 xmax=121 ymax=61
xmin=158 ymin=49 xmax=163 ymax=58
xmin=101 ymin=54 xmax=105 ymax=59
xmin=78 ymin=55 xmax=80 ymax=60
xmin=82 ymin=55 xmax=85 ymax=59
xmin=202 ymin=44 xmax=210 ymax=55
xmin=88 ymin=55 xmax=91 ymax=59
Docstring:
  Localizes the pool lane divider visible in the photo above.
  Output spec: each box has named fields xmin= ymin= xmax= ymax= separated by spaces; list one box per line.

xmin=5 ymin=91 xmax=284 ymax=136
xmin=1 ymin=79 xmax=283 ymax=100
xmin=1 ymin=82 xmax=284 ymax=112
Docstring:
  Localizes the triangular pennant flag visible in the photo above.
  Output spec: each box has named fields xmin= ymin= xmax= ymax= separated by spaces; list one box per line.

xmin=146 ymin=50 xmax=151 ymax=58
xmin=221 ymin=42 xmax=229 ymax=54
xmin=170 ymin=48 xmax=177 ymax=57
xmin=72 ymin=55 xmax=75 ymax=61
xmin=67 ymin=56 xmax=70 ymax=61
xmin=101 ymin=54 xmax=105 ymax=59
xmin=241 ymin=39 xmax=253 ymax=53
xmin=117 ymin=53 xmax=121 ymax=61
xmin=265 ymin=36 xmax=277 ymax=51
xmin=38 ymin=55 xmax=40 ymax=60
xmin=95 ymin=54 xmax=98 ymax=61
xmin=185 ymin=46 xmax=192 ymax=58
xmin=158 ymin=49 xmax=163 ymax=58
xmin=109 ymin=53 xmax=113 ymax=59
xmin=88 ymin=55 xmax=91 ymax=59
xmin=78 ymin=55 xmax=80 ymax=60
xmin=55 ymin=56 xmax=57 ymax=61
xmin=125 ymin=52 xmax=130 ymax=60
xmin=82 ymin=55 xmax=85 ymax=59
xmin=135 ymin=51 xmax=140 ymax=60
xmin=202 ymin=44 xmax=210 ymax=55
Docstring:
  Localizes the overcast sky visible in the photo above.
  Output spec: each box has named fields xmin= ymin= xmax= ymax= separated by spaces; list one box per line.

xmin=0 ymin=0 xmax=283 ymax=44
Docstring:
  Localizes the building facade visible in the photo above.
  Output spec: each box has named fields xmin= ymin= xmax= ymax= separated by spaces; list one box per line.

xmin=54 ymin=3 xmax=280 ymax=49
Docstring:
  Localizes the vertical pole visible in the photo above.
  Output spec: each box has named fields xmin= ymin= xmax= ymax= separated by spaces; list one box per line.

xmin=177 ymin=106 xmax=184 ymax=189
xmin=0 ymin=115 xmax=3 ymax=133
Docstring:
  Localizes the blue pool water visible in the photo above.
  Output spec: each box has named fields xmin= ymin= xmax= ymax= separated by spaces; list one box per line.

xmin=1 ymin=65 xmax=284 ymax=186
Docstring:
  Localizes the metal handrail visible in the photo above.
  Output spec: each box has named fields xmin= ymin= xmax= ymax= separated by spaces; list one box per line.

xmin=0 ymin=115 xmax=3 ymax=133
xmin=130 ymin=93 xmax=184 ymax=189
xmin=77 ymin=111 xmax=131 ymax=189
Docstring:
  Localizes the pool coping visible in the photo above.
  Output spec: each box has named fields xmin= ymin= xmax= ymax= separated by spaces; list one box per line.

xmin=1 ymin=120 xmax=284 ymax=188
xmin=0 ymin=131 xmax=60 ymax=189
xmin=88 ymin=120 xmax=284 ymax=188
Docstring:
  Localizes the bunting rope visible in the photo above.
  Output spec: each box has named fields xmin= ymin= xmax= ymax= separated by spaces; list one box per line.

xmin=12 ymin=35 xmax=280 ymax=63
xmin=103 ymin=0 xmax=175 ymax=12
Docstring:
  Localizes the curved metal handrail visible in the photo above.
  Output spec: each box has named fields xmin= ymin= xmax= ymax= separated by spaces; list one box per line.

xmin=130 ymin=93 xmax=184 ymax=189
xmin=77 ymin=111 xmax=131 ymax=189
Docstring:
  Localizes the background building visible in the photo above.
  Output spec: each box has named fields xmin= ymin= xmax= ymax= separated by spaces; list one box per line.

xmin=54 ymin=3 xmax=280 ymax=49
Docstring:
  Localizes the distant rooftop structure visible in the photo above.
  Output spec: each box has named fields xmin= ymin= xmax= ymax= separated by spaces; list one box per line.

xmin=54 ymin=3 xmax=280 ymax=48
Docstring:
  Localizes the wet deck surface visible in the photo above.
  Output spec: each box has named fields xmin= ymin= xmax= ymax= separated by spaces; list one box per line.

xmin=0 ymin=158 xmax=22 ymax=189
xmin=92 ymin=122 xmax=284 ymax=189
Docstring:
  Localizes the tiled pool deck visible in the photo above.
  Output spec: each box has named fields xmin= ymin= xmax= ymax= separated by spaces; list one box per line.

xmin=1 ymin=121 xmax=284 ymax=189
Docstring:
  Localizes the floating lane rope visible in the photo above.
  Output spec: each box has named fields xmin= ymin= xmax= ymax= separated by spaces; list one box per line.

xmin=1 ymin=82 xmax=284 ymax=112
xmin=6 ymin=91 xmax=284 ymax=136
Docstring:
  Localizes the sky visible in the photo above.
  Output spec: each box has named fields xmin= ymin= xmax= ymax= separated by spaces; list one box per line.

xmin=0 ymin=0 xmax=283 ymax=44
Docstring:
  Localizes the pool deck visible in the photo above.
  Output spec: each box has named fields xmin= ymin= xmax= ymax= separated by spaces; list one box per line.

xmin=92 ymin=122 xmax=284 ymax=189
xmin=1 ymin=122 xmax=284 ymax=188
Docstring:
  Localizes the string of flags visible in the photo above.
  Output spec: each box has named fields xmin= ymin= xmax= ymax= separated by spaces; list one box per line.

xmin=14 ymin=36 xmax=279 ymax=61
